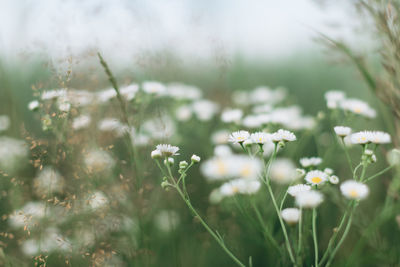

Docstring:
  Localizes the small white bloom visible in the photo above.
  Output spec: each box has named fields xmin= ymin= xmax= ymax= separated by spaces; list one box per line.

xmin=211 ymin=130 xmax=230 ymax=145
xmin=87 ymin=191 xmax=109 ymax=210
xmin=0 ymin=115 xmax=10 ymax=132
xmin=28 ymin=100 xmax=40 ymax=111
xmin=221 ymin=108 xmax=243 ymax=123
xmin=340 ymin=98 xmax=376 ymax=118
xmin=281 ymin=208 xmax=301 ymax=224
xmin=120 ymin=84 xmax=139 ymax=101
xmin=72 ymin=114 xmax=91 ymax=130
xmin=220 ymin=179 xmax=261 ymax=197
xmin=287 ymin=184 xmax=311 ymax=197
xmin=175 ymin=105 xmax=193 ymax=121
xmin=271 ymin=129 xmax=296 ymax=142
xmin=164 ymin=157 xmax=174 ymax=165
xmin=300 ymin=157 xmax=322 ymax=168
xmin=155 ymin=144 xmax=180 ymax=157
xmin=84 ymin=149 xmax=115 ymax=173
xmin=350 ymin=131 xmax=372 ymax=144
xmin=270 ymin=158 xmax=298 ymax=184
xmin=387 ymin=149 xmax=400 ymax=165
xmin=154 ymin=210 xmax=180 ymax=232
xmin=305 ymin=170 xmax=328 ymax=185
xmin=34 ymin=167 xmax=64 ymax=196
xmin=229 ymin=130 xmax=250 ymax=144
xmin=329 ymin=175 xmax=339 ymax=184
xmin=191 ymin=154 xmax=201 ymax=163
xmin=334 ymin=126 xmax=352 ymax=137
xmin=368 ymin=131 xmax=391 ymax=144
xmin=325 ymin=91 xmax=346 ymax=109
xmin=324 ymin=168 xmax=334 ymax=175
xmin=214 ymin=145 xmax=232 ymax=157
xmin=340 ymin=180 xmax=369 ymax=200
xmin=243 ymin=139 xmax=253 ymax=147
xmin=97 ymin=88 xmax=117 ymax=103
xmin=295 ymin=190 xmax=324 ymax=208
xmin=192 ymin=100 xmax=219 ymax=121
xmin=142 ymin=81 xmax=167 ymax=95
xmin=250 ymin=132 xmax=271 ymax=145
xmin=151 ymin=150 xmax=162 ymax=159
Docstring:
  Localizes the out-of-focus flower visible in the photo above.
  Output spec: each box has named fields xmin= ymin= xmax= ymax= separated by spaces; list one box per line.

xmin=221 ymin=108 xmax=243 ymax=123
xmin=34 ymin=166 xmax=64 ymax=196
xmin=84 ymin=149 xmax=115 ymax=173
xmin=295 ymin=190 xmax=324 ymax=208
xmin=340 ymin=98 xmax=376 ymax=118
xmin=0 ymin=115 xmax=10 ymax=132
xmin=270 ymin=158 xmax=298 ymax=184
xmin=334 ymin=126 xmax=352 ymax=137
xmin=300 ymin=157 xmax=322 ymax=168
xmin=281 ymin=208 xmax=301 ymax=225
xmin=287 ymin=184 xmax=311 ymax=197
xmin=72 ymin=114 xmax=91 ymax=130
xmin=340 ymin=180 xmax=369 ymax=200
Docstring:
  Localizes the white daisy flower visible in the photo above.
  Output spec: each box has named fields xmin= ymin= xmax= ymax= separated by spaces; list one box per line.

xmin=250 ymin=132 xmax=271 ymax=145
xmin=350 ymin=131 xmax=372 ymax=144
xmin=192 ymin=100 xmax=219 ymax=121
xmin=151 ymin=150 xmax=162 ymax=159
xmin=300 ymin=157 xmax=322 ymax=168
xmin=28 ymin=100 xmax=40 ymax=111
xmin=72 ymin=114 xmax=91 ymax=130
xmin=155 ymin=144 xmax=180 ymax=157
xmin=219 ymin=179 xmax=261 ymax=197
xmin=142 ymin=81 xmax=167 ymax=96
xmin=175 ymin=105 xmax=193 ymax=121
xmin=287 ymin=184 xmax=311 ymax=197
xmin=340 ymin=98 xmax=376 ymax=118
xmin=119 ymin=84 xmax=139 ymax=101
xmin=368 ymin=131 xmax=391 ymax=144
xmin=270 ymin=158 xmax=298 ymax=184
xmin=0 ymin=115 xmax=10 ymax=132
xmin=305 ymin=170 xmax=328 ymax=185
xmin=329 ymin=175 xmax=340 ymax=184
xmin=281 ymin=208 xmax=301 ymax=224
xmin=340 ymin=180 xmax=369 ymax=200
xmin=211 ymin=130 xmax=230 ymax=145
xmin=229 ymin=130 xmax=250 ymax=144
xmin=214 ymin=145 xmax=232 ymax=157
xmin=191 ymin=154 xmax=201 ymax=163
xmin=271 ymin=129 xmax=296 ymax=142
xmin=387 ymin=149 xmax=400 ymax=165
xmin=325 ymin=90 xmax=346 ymax=109
xmin=221 ymin=108 xmax=243 ymax=123
xmin=295 ymin=190 xmax=324 ymax=208
xmin=334 ymin=126 xmax=352 ymax=137
xmin=241 ymin=115 xmax=263 ymax=129
xmin=97 ymin=88 xmax=117 ymax=103
xmin=324 ymin=168 xmax=334 ymax=175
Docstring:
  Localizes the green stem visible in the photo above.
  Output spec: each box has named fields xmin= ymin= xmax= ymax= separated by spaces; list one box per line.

xmin=326 ymin=204 xmax=356 ymax=267
xmin=165 ymin=163 xmax=246 ymax=267
xmin=250 ymin=200 xmax=281 ymax=254
xmin=340 ymin=137 xmax=354 ymax=173
xmin=296 ymin=208 xmax=303 ymax=264
xmin=364 ymin=165 xmax=394 ymax=183
xmin=312 ymin=208 xmax=319 ymax=267
xmin=319 ymin=203 xmax=351 ymax=265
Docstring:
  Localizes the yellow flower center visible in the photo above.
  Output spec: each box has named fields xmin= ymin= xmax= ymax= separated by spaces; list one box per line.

xmin=354 ymin=107 xmax=362 ymax=113
xmin=217 ymin=160 xmax=227 ymax=175
xmin=240 ymin=165 xmax=251 ymax=177
xmin=232 ymin=186 xmax=239 ymax=193
xmin=311 ymin=177 xmax=322 ymax=184
xmin=349 ymin=189 xmax=358 ymax=198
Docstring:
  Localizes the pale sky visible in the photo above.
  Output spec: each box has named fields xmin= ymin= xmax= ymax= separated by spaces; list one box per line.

xmin=0 ymin=0 xmax=358 ymax=66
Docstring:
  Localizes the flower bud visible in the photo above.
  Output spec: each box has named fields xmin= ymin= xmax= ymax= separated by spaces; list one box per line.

xmin=179 ymin=161 xmax=188 ymax=169
xmin=151 ymin=150 xmax=162 ymax=159
xmin=191 ymin=154 xmax=201 ymax=163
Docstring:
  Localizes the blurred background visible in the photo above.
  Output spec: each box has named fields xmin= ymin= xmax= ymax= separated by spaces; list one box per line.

xmin=0 ymin=1 xmax=395 ymax=267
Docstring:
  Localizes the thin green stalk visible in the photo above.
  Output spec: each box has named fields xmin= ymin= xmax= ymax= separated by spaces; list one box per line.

xmin=266 ymin=180 xmax=296 ymax=265
xmin=312 ymin=208 xmax=319 ymax=267
xmin=296 ymin=208 xmax=303 ymax=263
xmin=164 ymin=163 xmax=246 ymax=267
xmin=250 ymin=200 xmax=281 ymax=254
xmin=262 ymin=145 xmax=296 ymax=266
xmin=364 ymin=165 xmax=394 ymax=183
xmin=326 ymin=204 xmax=357 ymax=267
xmin=319 ymin=203 xmax=351 ymax=265
xmin=340 ymin=138 xmax=354 ymax=173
